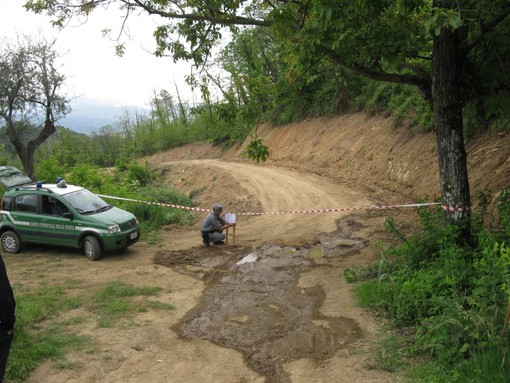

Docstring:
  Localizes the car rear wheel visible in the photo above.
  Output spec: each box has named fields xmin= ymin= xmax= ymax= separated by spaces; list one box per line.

xmin=84 ymin=236 xmax=101 ymax=261
xmin=1 ymin=231 xmax=21 ymax=254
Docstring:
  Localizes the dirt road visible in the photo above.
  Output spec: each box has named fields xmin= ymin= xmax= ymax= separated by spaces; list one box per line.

xmin=161 ymin=159 xmax=377 ymax=247
xmin=8 ymin=159 xmax=403 ymax=383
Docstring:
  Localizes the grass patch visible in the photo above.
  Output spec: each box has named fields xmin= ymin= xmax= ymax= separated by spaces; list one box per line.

xmin=7 ymin=278 xmax=174 ymax=381
xmin=365 ymin=329 xmax=412 ymax=372
xmin=352 ymin=281 xmax=387 ymax=310
xmin=7 ymin=286 xmax=89 ymax=381
xmin=92 ymin=280 xmax=173 ymax=327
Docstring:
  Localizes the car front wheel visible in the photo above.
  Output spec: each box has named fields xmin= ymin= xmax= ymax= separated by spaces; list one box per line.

xmin=84 ymin=236 xmax=101 ymax=261
xmin=1 ymin=231 xmax=21 ymax=254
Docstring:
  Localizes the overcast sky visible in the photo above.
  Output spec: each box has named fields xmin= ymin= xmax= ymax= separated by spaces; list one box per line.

xmin=0 ymin=1 xmax=197 ymax=108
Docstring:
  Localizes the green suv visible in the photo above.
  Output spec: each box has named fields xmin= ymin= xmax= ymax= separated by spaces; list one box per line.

xmin=0 ymin=166 xmax=140 ymax=260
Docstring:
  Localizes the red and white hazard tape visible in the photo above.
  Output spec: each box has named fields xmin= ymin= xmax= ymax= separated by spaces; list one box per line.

xmin=441 ymin=205 xmax=470 ymax=212
xmin=236 ymin=203 xmax=443 ymax=215
xmin=97 ymin=194 xmax=210 ymax=212
xmin=97 ymin=194 xmax=449 ymax=216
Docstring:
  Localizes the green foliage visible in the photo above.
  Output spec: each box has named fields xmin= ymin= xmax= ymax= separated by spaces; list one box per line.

xmin=352 ymin=281 xmax=388 ymax=310
xmin=344 ymin=249 xmax=400 ymax=284
xmin=353 ymin=81 xmax=434 ymax=131
xmin=497 ymin=188 xmax=510 ymax=237
xmin=426 ymin=8 xmax=463 ymax=36
xmin=60 ymin=163 xmax=196 ymax=235
xmin=127 ymin=185 xmax=196 ymax=233
xmin=451 ymin=344 xmax=510 ymax=383
xmin=124 ymin=162 xmax=156 ymax=187
xmin=369 ymin=330 xmax=412 ymax=372
xmin=20 ymin=0 xmax=510 ymax=172
xmin=67 ymin=163 xmax=104 ymax=190
xmin=0 ymin=143 xmax=10 ymax=165
xmin=35 ymin=156 xmax=67 ymax=183
xmin=243 ymin=135 xmax=269 ymax=163
xmin=348 ymin=189 xmax=510 ymax=379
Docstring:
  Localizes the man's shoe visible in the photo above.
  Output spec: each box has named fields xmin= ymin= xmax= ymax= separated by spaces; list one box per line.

xmin=203 ymin=238 xmax=210 ymax=247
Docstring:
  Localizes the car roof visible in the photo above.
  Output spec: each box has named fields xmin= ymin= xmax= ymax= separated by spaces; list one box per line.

xmin=40 ymin=184 xmax=85 ymax=196
xmin=7 ymin=183 xmax=84 ymax=196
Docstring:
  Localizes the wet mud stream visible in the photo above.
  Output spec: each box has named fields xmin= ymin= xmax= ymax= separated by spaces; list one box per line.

xmin=154 ymin=218 xmax=371 ymax=383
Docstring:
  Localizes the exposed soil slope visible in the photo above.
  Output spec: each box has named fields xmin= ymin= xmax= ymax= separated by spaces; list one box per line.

xmin=147 ymin=113 xmax=509 ymax=209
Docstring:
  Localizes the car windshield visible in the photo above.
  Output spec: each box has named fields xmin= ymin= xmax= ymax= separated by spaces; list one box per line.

xmin=62 ymin=189 xmax=112 ymax=214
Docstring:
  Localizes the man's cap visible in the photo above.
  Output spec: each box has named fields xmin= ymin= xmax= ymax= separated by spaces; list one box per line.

xmin=213 ymin=203 xmax=223 ymax=211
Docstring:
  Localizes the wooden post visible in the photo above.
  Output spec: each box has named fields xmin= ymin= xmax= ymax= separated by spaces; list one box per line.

xmin=225 ymin=225 xmax=235 ymax=246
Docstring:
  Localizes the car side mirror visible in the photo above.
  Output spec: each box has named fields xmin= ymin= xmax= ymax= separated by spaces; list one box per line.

xmin=63 ymin=212 xmax=73 ymax=219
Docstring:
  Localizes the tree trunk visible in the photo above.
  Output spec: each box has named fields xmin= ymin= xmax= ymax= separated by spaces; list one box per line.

xmin=23 ymin=148 xmax=36 ymax=181
xmin=432 ymin=24 xmax=471 ymax=236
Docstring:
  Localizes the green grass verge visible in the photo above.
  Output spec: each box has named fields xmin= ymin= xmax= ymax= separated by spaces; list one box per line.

xmin=7 ymin=280 xmax=174 ymax=381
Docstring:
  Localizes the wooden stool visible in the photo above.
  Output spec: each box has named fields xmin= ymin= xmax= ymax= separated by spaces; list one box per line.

xmin=225 ymin=224 xmax=236 ymax=246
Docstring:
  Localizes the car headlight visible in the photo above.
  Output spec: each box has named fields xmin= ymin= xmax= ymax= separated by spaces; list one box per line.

xmin=107 ymin=224 xmax=121 ymax=233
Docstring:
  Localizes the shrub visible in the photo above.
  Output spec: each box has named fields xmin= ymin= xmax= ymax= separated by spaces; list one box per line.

xmin=348 ymin=189 xmax=510 ymax=378
xmin=124 ymin=162 xmax=156 ymax=187
xmin=67 ymin=163 xmax=104 ymax=190
xmin=35 ymin=156 xmax=67 ymax=183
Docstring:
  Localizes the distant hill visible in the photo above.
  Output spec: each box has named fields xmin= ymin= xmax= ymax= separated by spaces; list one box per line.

xmin=59 ymin=99 xmax=149 ymax=135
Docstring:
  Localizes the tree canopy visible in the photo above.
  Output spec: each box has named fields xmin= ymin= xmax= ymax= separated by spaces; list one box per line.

xmin=0 ymin=36 xmax=70 ymax=180
xmin=25 ymin=1 xmax=509 ymax=93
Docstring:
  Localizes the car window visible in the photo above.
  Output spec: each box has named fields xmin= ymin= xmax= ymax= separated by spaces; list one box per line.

xmin=14 ymin=194 xmax=37 ymax=213
xmin=63 ymin=189 xmax=109 ymax=214
xmin=42 ymin=195 xmax=69 ymax=216
xmin=1 ymin=196 xmax=13 ymax=211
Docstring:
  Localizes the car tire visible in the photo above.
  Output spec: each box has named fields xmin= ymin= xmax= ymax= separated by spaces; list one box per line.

xmin=1 ymin=230 xmax=22 ymax=254
xmin=84 ymin=236 xmax=101 ymax=261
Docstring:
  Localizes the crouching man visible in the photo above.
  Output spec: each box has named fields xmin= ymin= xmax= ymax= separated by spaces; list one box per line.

xmin=200 ymin=204 xmax=232 ymax=246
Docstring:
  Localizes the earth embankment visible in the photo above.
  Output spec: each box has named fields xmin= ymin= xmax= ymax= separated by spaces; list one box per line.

xmin=146 ymin=112 xmax=509 ymax=209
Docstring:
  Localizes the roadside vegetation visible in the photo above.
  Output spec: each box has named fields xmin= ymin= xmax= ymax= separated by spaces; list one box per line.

xmin=345 ymin=190 xmax=510 ymax=382
xmin=2 ymin=24 xmax=508 ymax=171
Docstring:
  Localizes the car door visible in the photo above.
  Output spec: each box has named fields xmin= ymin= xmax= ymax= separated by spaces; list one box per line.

xmin=38 ymin=195 xmax=78 ymax=247
xmin=9 ymin=193 xmax=41 ymax=243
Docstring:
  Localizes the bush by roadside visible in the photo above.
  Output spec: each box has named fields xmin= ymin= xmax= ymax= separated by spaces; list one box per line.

xmin=346 ymin=189 xmax=510 ymax=382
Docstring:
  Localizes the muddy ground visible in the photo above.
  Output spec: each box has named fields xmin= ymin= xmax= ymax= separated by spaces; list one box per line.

xmin=154 ymin=214 xmax=388 ymax=383
xmin=5 ymin=112 xmax=508 ymax=383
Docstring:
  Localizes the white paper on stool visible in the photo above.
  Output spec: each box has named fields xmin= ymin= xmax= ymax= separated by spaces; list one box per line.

xmin=224 ymin=213 xmax=236 ymax=224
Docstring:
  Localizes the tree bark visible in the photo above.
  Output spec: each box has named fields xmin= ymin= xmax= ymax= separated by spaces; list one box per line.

xmin=431 ymin=24 xmax=471 ymax=235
